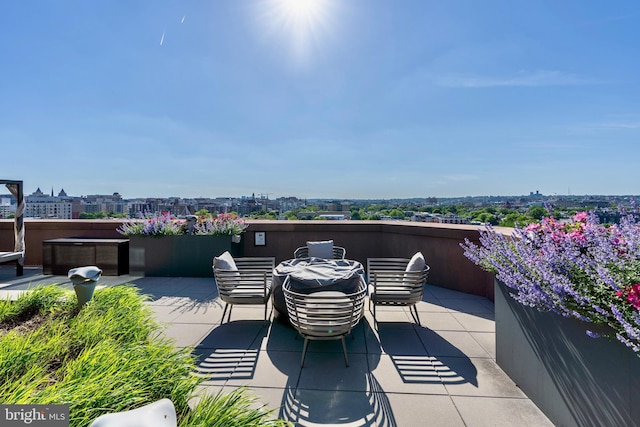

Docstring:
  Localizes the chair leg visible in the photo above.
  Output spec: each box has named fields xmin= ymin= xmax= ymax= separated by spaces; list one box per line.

xmin=264 ymin=304 xmax=273 ymax=324
xmin=341 ymin=336 xmax=349 ymax=367
xmin=221 ymin=303 xmax=230 ymax=324
xmin=411 ymin=305 xmax=421 ymax=326
xmin=372 ymin=303 xmax=378 ymax=328
xmin=301 ymin=338 xmax=309 ymax=367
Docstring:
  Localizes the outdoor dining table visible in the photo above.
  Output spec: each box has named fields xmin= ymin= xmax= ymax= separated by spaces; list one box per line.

xmin=271 ymin=257 xmax=365 ymax=320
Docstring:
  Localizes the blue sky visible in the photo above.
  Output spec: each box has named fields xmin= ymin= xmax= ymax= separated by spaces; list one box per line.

xmin=1 ymin=0 xmax=639 ymax=199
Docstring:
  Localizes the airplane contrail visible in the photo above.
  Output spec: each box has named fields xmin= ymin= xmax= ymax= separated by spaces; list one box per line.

xmin=181 ymin=15 xmax=185 ymax=23
xmin=160 ymin=30 xmax=165 ymax=45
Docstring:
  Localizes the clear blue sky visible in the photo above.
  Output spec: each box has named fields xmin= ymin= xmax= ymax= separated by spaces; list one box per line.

xmin=2 ymin=1 xmax=639 ymax=199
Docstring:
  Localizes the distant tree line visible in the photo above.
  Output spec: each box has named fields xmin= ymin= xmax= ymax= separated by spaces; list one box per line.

xmin=246 ymin=203 xmax=583 ymax=226
xmin=79 ymin=212 xmax=128 ymax=219
xmin=77 ymin=204 xmax=597 ymax=227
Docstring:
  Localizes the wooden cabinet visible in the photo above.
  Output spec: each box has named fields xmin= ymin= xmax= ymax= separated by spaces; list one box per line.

xmin=43 ymin=238 xmax=129 ymax=276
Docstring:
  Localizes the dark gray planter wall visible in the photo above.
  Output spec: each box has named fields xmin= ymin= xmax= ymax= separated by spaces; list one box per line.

xmin=495 ymin=280 xmax=640 ymax=427
xmin=129 ymin=235 xmax=241 ymax=277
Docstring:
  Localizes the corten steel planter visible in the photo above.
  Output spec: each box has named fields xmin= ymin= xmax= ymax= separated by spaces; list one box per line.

xmin=495 ymin=279 xmax=640 ymax=427
xmin=129 ymin=235 xmax=242 ymax=277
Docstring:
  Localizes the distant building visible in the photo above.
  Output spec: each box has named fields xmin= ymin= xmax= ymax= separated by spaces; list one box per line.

xmin=411 ymin=213 xmax=437 ymax=222
xmin=317 ymin=214 xmax=347 ymax=220
xmin=437 ymin=214 xmax=468 ymax=225
xmin=277 ymin=197 xmax=306 ymax=212
xmin=0 ymin=196 xmax=12 ymax=218
xmin=25 ymin=187 xmax=72 ymax=219
xmin=80 ymin=193 xmax=127 ymax=218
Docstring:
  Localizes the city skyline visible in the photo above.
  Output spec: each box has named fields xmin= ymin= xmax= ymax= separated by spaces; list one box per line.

xmin=6 ymin=185 xmax=639 ymax=202
xmin=2 ymin=1 xmax=640 ymax=199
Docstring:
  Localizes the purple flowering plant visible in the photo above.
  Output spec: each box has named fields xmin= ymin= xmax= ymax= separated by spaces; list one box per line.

xmin=193 ymin=213 xmax=249 ymax=236
xmin=117 ymin=212 xmax=184 ymax=236
xmin=117 ymin=212 xmax=248 ymax=237
xmin=461 ymin=211 xmax=640 ymax=353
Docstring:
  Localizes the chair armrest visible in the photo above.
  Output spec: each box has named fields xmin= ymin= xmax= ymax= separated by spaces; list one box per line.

xmin=370 ymin=268 xmax=429 ymax=291
xmin=367 ymin=258 xmax=411 ymax=274
xmin=214 ymin=268 xmax=271 ymax=281
xmin=234 ymin=257 xmax=275 ymax=270
xmin=214 ymin=269 xmax=272 ymax=298
xmin=294 ymin=247 xmax=308 ymax=258
xmin=333 ymin=246 xmax=347 ymax=259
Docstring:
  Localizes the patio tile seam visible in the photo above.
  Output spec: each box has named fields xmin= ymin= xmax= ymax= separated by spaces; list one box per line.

xmin=467 ymin=335 xmax=496 ymax=360
xmin=445 ymin=309 xmax=495 ymax=316
xmin=194 ymin=379 xmax=229 ymax=386
xmin=175 ymin=345 xmax=202 ymax=350
xmin=365 ymin=389 xmax=463 ymax=398
xmin=428 ymin=354 xmax=495 ymax=361
xmin=169 ymin=320 xmax=221 ymax=325
xmin=448 ymin=393 xmax=471 ymax=427
xmin=226 ymin=385 xmax=288 ymax=391
xmin=292 ymin=385 xmax=369 ymax=393
xmin=445 ymin=390 xmax=530 ymax=399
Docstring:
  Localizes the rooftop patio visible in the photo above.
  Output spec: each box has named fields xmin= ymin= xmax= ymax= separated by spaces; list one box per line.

xmin=0 ymin=265 xmax=552 ymax=426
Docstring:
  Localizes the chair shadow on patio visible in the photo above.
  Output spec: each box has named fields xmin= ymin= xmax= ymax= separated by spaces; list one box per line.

xmin=267 ymin=317 xmax=399 ymax=427
xmin=191 ymin=320 xmax=270 ymax=382
xmin=374 ymin=322 xmax=479 ymax=388
xmin=280 ymin=373 xmax=398 ymax=427
xmin=134 ymin=277 xmax=220 ymax=307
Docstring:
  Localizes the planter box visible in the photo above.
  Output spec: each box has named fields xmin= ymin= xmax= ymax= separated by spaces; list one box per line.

xmin=495 ymin=279 xmax=640 ymax=427
xmin=129 ymin=235 xmax=242 ymax=277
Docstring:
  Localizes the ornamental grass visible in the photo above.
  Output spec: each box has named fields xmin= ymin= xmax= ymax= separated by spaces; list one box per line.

xmin=0 ymin=285 xmax=288 ymax=427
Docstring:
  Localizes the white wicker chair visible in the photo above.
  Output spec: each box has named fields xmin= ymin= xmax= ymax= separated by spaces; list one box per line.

xmin=366 ymin=258 xmax=430 ymax=325
xmin=213 ymin=257 xmax=275 ymax=323
xmin=283 ymin=276 xmax=366 ymax=367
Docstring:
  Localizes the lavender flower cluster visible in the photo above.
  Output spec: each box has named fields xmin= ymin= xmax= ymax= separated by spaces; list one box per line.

xmin=194 ymin=213 xmax=249 ymax=236
xmin=117 ymin=212 xmax=248 ymax=237
xmin=117 ymin=212 xmax=184 ymax=236
xmin=461 ymin=211 xmax=640 ymax=353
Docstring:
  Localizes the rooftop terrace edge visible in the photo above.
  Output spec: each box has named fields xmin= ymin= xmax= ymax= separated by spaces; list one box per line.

xmin=0 ymin=219 xmax=499 ymax=300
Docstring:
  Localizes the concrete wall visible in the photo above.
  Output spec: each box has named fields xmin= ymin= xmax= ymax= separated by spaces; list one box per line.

xmin=241 ymin=220 xmax=497 ymax=299
xmin=0 ymin=219 xmax=497 ymax=300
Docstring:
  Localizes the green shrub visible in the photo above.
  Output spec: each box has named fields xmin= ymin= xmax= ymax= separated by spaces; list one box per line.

xmin=0 ymin=285 xmax=288 ymax=427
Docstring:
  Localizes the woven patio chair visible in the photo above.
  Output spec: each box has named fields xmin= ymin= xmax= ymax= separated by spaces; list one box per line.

xmin=283 ymin=275 xmax=366 ymax=367
xmin=367 ymin=253 xmax=430 ymax=325
xmin=213 ymin=252 xmax=275 ymax=323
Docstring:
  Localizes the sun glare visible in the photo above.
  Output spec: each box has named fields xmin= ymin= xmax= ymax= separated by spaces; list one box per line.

xmin=275 ymin=0 xmax=326 ymax=23
xmin=255 ymin=0 xmax=338 ymax=67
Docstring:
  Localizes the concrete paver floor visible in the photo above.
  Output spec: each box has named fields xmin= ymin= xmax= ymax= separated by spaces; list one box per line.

xmin=0 ymin=266 xmax=553 ymax=426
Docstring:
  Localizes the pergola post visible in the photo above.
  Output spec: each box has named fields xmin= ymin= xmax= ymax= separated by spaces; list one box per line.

xmin=2 ymin=179 xmax=25 ymax=276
